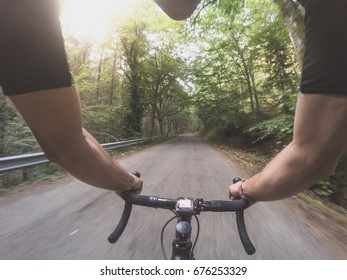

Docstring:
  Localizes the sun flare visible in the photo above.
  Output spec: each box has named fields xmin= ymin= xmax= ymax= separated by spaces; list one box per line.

xmin=61 ymin=0 xmax=147 ymax=42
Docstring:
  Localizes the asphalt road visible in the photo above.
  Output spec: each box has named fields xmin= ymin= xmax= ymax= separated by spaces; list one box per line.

xmin=0 ymin=134 xmax=346 ymax=260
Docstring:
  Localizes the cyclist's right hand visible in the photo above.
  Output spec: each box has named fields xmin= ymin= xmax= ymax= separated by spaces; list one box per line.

xmin=229 ymin=178 xmax=256 ymax=206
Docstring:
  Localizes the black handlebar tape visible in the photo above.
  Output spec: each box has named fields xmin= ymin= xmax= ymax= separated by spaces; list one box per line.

xmin=108 ymin=201 xmax=133 ymax=244
xmin=122 ymin=191 xmax=177 ymax=209
xmin=233 ymin=177 xmax=255 ymax=255
xmin=203 ymin=199 xmax=249 ymax=211
xmin=236 ymin=210 xmax=256 ymax=255
xmin=108 ymin=172 xmax=140 ymax=244
xmin=233 ymin=176 xmax=243 ymax=184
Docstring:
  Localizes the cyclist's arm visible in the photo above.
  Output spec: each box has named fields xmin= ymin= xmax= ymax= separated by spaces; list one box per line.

xmin=154 ymin=0 xmax=201 ymax=20
xmin=9 ymin=86 xmax=142 ymax=192
xmin=229 ymin=93 xmax=347 ymax=201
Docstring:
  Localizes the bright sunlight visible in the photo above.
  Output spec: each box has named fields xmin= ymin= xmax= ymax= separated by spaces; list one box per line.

xmin=61 ymin=0 xmax=148 ymax=42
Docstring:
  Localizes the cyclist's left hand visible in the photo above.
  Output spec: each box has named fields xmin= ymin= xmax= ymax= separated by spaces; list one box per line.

xmin=116 ymin=173 xmax=142 ymax=196
xmin=130 ymin=173 xmax=143 ymax=194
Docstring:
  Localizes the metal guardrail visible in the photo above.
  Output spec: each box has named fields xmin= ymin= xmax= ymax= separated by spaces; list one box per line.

xmin=0 ymin=136 xmax=160 ymax=173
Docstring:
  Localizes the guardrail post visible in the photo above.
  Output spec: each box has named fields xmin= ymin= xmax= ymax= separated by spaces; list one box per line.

xmin=23 ymin=167 xmax=35 ymax=182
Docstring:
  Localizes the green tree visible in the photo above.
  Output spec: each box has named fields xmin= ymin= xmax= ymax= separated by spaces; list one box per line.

xmin=119 ymin=20 xmax=149 ymax=137
xmin=142 ymin=41 xmax=191 ymax=136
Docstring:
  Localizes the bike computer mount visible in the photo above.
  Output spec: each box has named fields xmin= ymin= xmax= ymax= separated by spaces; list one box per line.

xmin=175 ymin=197 xmax=194 ymax=215
xmin=175 ymin=197 xmax=204 ymax=215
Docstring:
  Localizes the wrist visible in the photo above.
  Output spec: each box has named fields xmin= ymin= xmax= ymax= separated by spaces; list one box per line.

xmin=238 ymin=180 xmax=256 ymax=205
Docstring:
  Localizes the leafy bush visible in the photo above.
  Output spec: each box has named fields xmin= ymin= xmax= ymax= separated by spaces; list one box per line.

xmin=244 ymin=114 xmax=294 ymax=144
xmin=312 ymin=179 xmax=335 ymax=198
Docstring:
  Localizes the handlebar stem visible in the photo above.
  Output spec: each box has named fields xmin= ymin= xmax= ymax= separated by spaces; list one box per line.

xmin=171 ymin=218 xmax=194 ymax=260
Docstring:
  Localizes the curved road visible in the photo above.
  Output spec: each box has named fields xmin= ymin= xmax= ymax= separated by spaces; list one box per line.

xmin=0 ymin=134 xmax=346 ymax=259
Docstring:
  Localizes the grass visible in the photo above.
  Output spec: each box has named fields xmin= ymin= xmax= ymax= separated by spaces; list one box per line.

xmin=296 ymin=192 xmax=347 ymax=227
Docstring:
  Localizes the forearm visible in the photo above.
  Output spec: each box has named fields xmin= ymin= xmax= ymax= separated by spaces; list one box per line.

xmin=154 ymin=0 xmax=201 ymax=20
xmin=241 ymin=141 xmax=328 ymax=201
xmin=230 ymin=93 xmax=347 ymax=203
xmin=9 ymin=87 xmax=141 ymax=192
xmin=51 ymin=129 xmax=135 ymax=191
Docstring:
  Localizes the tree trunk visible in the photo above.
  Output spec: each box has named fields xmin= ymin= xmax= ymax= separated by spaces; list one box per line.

xmin=96 ymin=52 xmax=104 ymax=103
xmin=274 ymin=0 xmax=305 ymax=66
